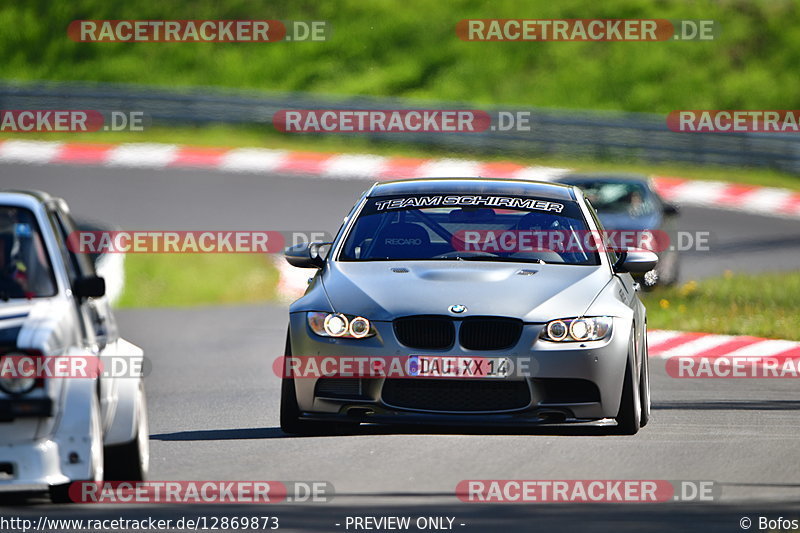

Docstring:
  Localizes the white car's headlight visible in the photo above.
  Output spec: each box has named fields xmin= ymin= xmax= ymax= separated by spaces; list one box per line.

xmin=540 ymin=317 xmax=612 ymax=342
xmin=0 ymin=375 xmax=37 ymax=395
xmin=308 ymin=312 xmax=375 ymax=339
xmin=0 ymin=353 xmax=38 ymax=395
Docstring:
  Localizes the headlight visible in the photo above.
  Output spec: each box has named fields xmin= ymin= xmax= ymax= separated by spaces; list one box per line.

xmin=323 ymin=313 xmax=349 ymax=337
xmin=540 ymin=317 xmax=612 ymax=342
xmin=546 ymin=320 xmax=568 ymax=341
xmin=0 ymin=375 xmax=37 ymax=395
xmin=0 ymin=353 xmax=38 ymax=395
xmin=307 ymin=312 xmax=375 ymax=339
xmin=348 ymin=316 xmax=371 ymax=338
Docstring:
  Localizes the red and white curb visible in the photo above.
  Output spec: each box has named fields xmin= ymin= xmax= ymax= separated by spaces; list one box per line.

xmin=648 ymin=329 xmax=800 ymax=360
xmin=0 ymin=139 xmax=567 ymax=181
xmin=2 ymin=139 xmax=800 ymax=218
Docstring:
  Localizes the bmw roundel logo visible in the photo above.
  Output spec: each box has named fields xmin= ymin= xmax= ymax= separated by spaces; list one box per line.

xmin=449 ymin=304 xmax=467 ymax=314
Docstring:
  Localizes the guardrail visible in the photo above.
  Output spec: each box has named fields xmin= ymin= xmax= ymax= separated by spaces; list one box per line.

xmin=1 ymin=81 xmax=799 ymax=174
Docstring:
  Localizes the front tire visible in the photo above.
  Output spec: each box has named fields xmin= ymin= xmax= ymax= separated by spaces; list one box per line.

xmin=639 ymin=331 xmax=651 ymax=428
xmin=280 ymin=331 xmax=357 ymax=436
xmin=280 ymin=367 xmax=313 ymax=434
xmin=613 ymin=335 xmax=641 ymax=435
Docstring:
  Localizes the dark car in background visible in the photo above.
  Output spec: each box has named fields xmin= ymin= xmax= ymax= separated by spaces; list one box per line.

xmin=554 ymin=173 xmax=680 ymax=288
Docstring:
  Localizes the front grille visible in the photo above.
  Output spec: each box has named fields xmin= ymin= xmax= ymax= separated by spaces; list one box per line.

xmin=394 ymin=316 xmax=455 ymax=349
xmin=533 ymin=379 xmax=601 ymax=404
xmin=381 ymin=379 xmax=531 ymax=412
xmin=459 ymin=317 xmax=523 ymax=351
xmin=314 ymin=378 xmax=365 ymax=399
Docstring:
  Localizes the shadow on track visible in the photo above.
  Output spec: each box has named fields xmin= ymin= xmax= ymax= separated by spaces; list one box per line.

xmin=150 ymin=428 xmax=287 ymax=441
xmin=150 ymin=423 xmax=627 ymax=441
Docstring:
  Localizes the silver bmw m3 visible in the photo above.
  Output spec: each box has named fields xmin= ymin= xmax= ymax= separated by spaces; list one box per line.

xmin=280 ymin=178 xmax=656 ymax=435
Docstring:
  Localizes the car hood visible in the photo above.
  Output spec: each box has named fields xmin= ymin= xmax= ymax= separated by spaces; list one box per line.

xmin=0 ymin=298 xmax=71 ymax=354
xmin=0 ymin=300 xmax=35 ymax=319
xmin=319 ymin=261 xmax=611 ymax=322
xmin=0 ymin=301 xmax=32 ymax=348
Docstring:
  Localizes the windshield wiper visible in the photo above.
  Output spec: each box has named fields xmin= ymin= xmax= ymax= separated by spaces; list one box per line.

xmin=442 ymin=256 xmax=547 ymax=264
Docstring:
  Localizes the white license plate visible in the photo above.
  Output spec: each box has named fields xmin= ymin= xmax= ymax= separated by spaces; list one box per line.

xmin=408 ymin=355 xmax=509 ymax=378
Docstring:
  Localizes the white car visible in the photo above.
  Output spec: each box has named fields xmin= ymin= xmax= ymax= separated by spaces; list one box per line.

xmin=0 ymin=190 xmax=148 ymax=502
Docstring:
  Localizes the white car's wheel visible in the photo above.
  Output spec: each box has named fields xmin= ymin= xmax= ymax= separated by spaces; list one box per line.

xmin=105 ymin=381 xmax=149 ymax=480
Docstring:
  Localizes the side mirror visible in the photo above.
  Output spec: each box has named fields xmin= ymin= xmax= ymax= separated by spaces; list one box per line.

xmin=73 ymin=275 xmax=106 ymax=298
xmin=284 ymin=241 xmax=330 ymax=269
xmin=662 ymin=203 xmax=680 ymax=216
xmin=613 ymin=250 xmax=658 ymax=274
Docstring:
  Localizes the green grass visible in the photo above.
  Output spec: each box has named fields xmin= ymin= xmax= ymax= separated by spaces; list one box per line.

xmin=641 ymin=271 xmax=800 ymax=341
xmin=3 ymin=124 xmax=800 ymax=191
xmin=117 ymin=253 xmax=279 ymax=308
xmin=4 ymin=0 xmax=800 ymax=113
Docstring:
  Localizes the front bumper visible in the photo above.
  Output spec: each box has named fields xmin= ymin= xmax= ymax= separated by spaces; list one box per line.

xmin=287 ymin=313 xmax=631 ymax=425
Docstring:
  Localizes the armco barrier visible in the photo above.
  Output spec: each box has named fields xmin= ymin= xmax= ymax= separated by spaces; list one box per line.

xmin=1 ymin=81 xmax=800 ymax=173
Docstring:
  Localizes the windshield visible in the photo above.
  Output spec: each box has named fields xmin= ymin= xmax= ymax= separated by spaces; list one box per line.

xmin=0 ymin=206 xmax=57 ymax=299
xmin=339 ymin=194 xmax=600 ymax=265
xmin=563 ymin=180 xmax=657 ymax=217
